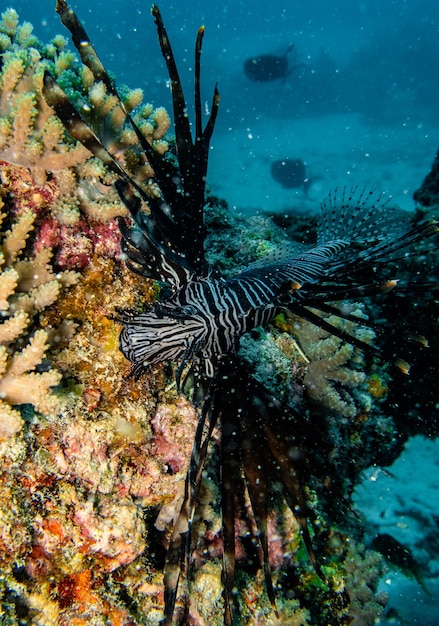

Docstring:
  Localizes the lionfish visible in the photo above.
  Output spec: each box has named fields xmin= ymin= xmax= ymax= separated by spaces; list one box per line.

xmin=44 ymin=1 xmax=438 ymax=623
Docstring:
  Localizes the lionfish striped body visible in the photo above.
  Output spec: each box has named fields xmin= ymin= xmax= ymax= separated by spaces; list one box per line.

xmin=119 ymin=248 xmax=343 ymax=380
xmin=46 ymin=2 xmax=438 ymax=625
xmin=119 ymin=194 xmax=434 ymax=384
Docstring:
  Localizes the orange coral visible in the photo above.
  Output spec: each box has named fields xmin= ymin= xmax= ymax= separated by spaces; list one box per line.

xmin=42 ymin=254 xmax=158 ymax=409
xmin=56 ymin=568 xmax=134 ymax=626
xmin=367 ymin=373 xmax=389 ymax=400
xmin=58 ymin=569 xmax=97 ymax=608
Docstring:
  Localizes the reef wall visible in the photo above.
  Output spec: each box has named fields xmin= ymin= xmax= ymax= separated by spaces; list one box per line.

xmin=0 ymin=7 xmax=438 ymax=626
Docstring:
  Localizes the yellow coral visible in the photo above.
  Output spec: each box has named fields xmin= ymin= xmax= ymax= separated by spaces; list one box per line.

xmin=0 ymin=330 xmax=61 ymax=411
xmin=0 ymin=9 xmax=173 ymax=228
xmin=152 ymin=106 xmax=171 ymax=139
xmin=1 ymin=9 xmax=19 ymax=35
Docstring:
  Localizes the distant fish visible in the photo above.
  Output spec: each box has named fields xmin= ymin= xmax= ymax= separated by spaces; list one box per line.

xmin=244 ymin=45 xmax=300 ymax=82
xmin=270 ymin=158 xmax=318 ymax=196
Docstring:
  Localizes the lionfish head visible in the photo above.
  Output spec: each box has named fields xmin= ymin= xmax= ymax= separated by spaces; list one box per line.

xmin=118 ymin=305 xmax=215 ymax=381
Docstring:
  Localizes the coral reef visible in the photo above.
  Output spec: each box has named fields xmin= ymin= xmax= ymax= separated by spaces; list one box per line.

xmin=0 ymin=6 xmax=171 ymax=270
xmin=414 ymin=148 xmax=439 ymax=209
xmin=0 ymin=193 xmax=78 ymax=439
xmin=0 ymin=6 xmax=436 ymax=626
xmin=204 ymin=198 xmax=295 ymax=275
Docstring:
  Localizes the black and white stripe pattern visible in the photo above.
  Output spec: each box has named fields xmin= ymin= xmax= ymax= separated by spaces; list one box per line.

xmin=119 ymin=190 xmax=438 ymax=383
xmin=119 ymin=271 xmax=281 ymax=380
xmin=119 ymin=236 xmax=361 ymax=378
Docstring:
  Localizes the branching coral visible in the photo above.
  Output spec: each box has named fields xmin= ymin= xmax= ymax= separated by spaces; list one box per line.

xmin=0 ymin=198 xmax=78 ymax=438
xmin=288 ymin=306 xmax=374 ymax=418
xmin=342 ymin=542 xmax=388 ymax=625
xmin=0 ymin=7 xmax=172 ymax=237
xmin=0 ymin=9 xmax=90 ymax=186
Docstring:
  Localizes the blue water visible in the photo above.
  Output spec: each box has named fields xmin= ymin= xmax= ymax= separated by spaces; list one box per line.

xmin=12 ymin=0 xmax=439 ymax=127
xmin=10 ymin=1 xmax=439 ymax=209
xmin=12 ymin=0 xmax=439 ymax=214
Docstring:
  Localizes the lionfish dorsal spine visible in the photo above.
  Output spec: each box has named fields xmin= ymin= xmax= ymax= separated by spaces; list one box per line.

xmin=152 ymin=4 xmax=220 ymax=275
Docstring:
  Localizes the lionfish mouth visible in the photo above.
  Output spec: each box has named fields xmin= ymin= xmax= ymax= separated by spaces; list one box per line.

xmin=44 ymin=1 xmax=438 ymax=624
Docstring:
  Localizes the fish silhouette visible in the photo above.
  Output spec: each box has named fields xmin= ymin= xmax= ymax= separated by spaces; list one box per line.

xmin=244 ymin=44 xmax=301 ymax=82
xmin=270 ymin=158 xmax=319 ymax=196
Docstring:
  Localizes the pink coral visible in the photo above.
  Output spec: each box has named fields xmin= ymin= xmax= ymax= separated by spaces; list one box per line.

xmin=73 ymin=495 xmax=146 ymax=572
xmin=35 ymin=216 xmax=122 ymax=270
xmin=1 ymin=161 xmax=124 ymax=271
xmin=151 ymin=398 xmax=199 ymax=473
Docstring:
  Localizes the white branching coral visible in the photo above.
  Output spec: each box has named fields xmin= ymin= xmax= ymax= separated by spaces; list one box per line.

xmin=0 ymin=199 xmax=78 ymax=438
xmin=289 ymin=306 xmax=374 ymax=418
xmin=0 ymin=42 xmax=90 ymax=181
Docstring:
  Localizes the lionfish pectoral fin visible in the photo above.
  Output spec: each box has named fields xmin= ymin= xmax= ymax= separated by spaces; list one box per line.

xmin=42 ymin=72 xmax=126 ymax=178
xmin=114 ymin=179 xmax=144 ymax=220
xmin=262 ymin=423 xmax=326 ymax=581
xmin=288 ymin=300 xmax=416 ymax=375
xmin=116 ymin=181 xmax=196 ymax=286
xmin=162 ymin=395 xmax=219 ymax=622
xmin=48 ymin=4 xmax=153 ymax=199
xmin=240 ymin=433 xmax=278 ymax=613
xmin=220 ymin=441 xmax=237 ymax=626
xmin=162 ymin=531 xmax=186 ymax=624
xmin=115 ymin=179 xmax=177 ymax=243
xmin=42 ymin=70 xmax=157 ymax=220
xmin=56 ymin=0 xmax=113 ymax=91
xmin=162 ymin=462 xmax=197 ymax=622
xmin=56 ymin=0 xmax=142 ymax=151
xmin=55 ymin=0 xmax=143 ymax=160
xmin=288 ymin=301 xmax=380 ymax=358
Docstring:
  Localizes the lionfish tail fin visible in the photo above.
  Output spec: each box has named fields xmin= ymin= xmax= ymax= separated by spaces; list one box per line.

xmin=318 ymin=186 xmax=438 ymax=273
xmin=318 ymin=186 xmax=403 ymax=244
xmin=240 ymin=435 xmax=278 ymax=610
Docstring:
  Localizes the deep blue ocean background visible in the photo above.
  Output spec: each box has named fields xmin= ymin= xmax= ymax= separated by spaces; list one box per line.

xmin=12 ymin=0 xmax=439 ymax=214
xmin=9 ymin=2 xmax=439 ymax=624
xmin=12 ymin=0 xmax=439 ymax=126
